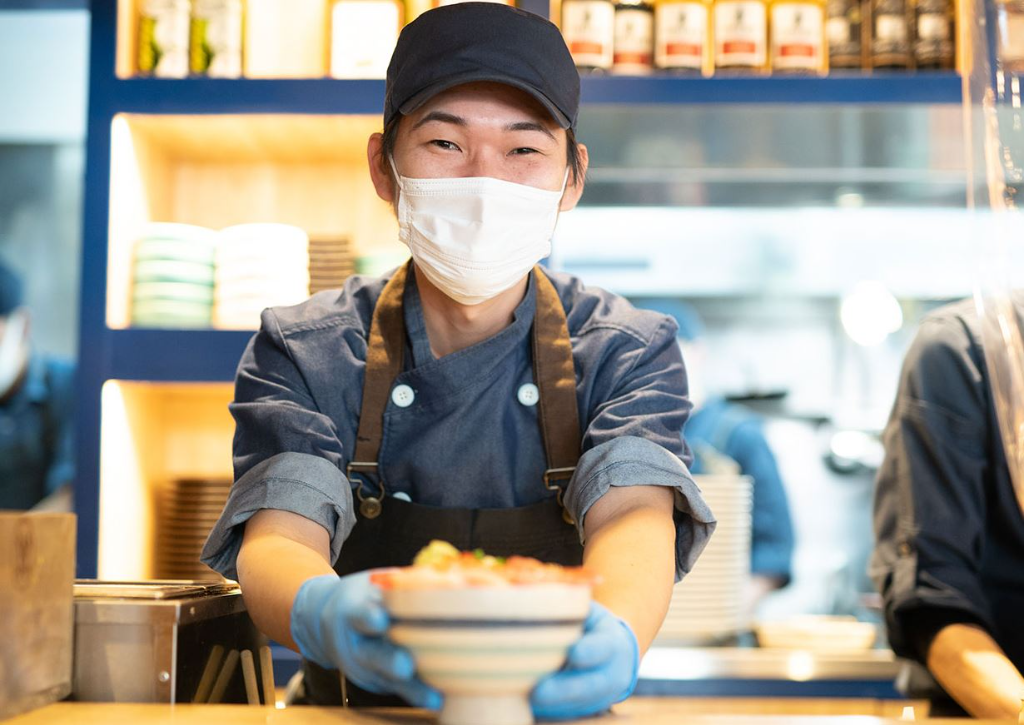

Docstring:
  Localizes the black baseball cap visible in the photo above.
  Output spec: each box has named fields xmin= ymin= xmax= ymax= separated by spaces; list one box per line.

xmin=384 ymin=3 xmax=580 ymax=131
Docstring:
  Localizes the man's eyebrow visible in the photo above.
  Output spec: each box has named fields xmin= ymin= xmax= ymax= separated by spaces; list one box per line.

xmin=411 ymin=111 xmax=467 ymax=130
xmin=505 ymin=121 xmax=556 ymax=139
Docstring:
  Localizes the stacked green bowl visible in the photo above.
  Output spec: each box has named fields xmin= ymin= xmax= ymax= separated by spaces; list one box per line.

xmin=131 ymin=223 xmax=217 ymax=328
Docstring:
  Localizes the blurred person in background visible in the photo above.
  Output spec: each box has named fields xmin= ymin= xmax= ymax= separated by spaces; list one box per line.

xmin=871 ymin=297 xmax=1024 ymax=719
xmin=635 ymin=299 xmax=795 ymax=608
xmin=0 ymin=260 xmax=75 ymax=510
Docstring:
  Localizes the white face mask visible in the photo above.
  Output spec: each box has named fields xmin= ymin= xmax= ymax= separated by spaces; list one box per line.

xmin=0 ymin=310 xmax=29 ymax=399
xmin=391 ymin=158 xmax=569 ymax=306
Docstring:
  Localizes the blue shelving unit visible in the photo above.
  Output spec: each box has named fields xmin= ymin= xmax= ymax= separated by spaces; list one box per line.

xmin=75 ymin=2 xmax=963 ymax=578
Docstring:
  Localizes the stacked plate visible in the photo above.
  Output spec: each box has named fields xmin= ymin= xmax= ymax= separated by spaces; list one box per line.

xmin=131 ymin=223 xmax=217 ymax=328
xmin=308 ymin=236 xmax=355 ymax=295
xmin=153 ymin=477 xmax=232 ymax=581
xmin=214 ymin=223 xmax=310 ymax=329
xmin=657 ymin=474 xmax=752 ymax=644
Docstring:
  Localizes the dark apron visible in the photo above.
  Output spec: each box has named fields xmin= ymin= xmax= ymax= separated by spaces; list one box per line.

xmin=303 ymin=262 xmax=585 ymax=707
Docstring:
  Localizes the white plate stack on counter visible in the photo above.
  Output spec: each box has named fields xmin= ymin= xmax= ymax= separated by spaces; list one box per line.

xmin=131 ymin=223 xmax=218 ymax=329
xmin=656 ymin=474 xmax=752 ymax=644
xmin=214 ymin=223 xmax=311 ymax=330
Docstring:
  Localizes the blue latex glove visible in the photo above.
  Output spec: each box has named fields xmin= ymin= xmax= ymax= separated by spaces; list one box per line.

xmin=531 ymin=602 xmax=640 ymax=720
xmin=290 ymin=571 xmax=442 ymax=709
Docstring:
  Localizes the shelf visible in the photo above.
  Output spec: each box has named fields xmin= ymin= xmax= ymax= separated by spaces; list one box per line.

xmin=98 ymin=381 xmax=234 ymax=580
xmin=108 ymin=329 xmax=253 ymax=382
xmin=98 ymin=73 xmax=963 ymax=116
xmin=106 ymin=113 xmax=399 ymax=329
xmin=579 ymin=73 xmax=963 ymax=106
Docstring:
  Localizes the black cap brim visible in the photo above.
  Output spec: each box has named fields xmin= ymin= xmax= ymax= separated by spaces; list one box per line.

xmin=397 ymin=71 xmax=573 ymax=130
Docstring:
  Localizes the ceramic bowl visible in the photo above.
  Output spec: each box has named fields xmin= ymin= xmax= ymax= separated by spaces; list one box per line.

xmin=382 ymin=584 xmax=591 ymax=725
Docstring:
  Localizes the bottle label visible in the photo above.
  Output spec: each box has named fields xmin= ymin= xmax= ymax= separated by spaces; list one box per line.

xmin=613 ymin=8 xmax=655 ymax=70
xmin=331 ymin=2 xmax=401 ymax=79
xmin=917 ymin=13 xmax=948 ymax=40
xmin=771 ymin=3 xmax=824 ymax=70
xmin=656 ymin=3 xmax=708 ymax=69
xmin=876 ymin=14 xmax=908 ymax=42
xmin=562 ymin=1 xmax=616 ymax=68
xmin=1005 ymin=12 xmax=1024 ymax=64
xmin=827 ymin=16 xmax=850 ymax=43
xmin=190 ymin=0 xmax=244 ymax=77
xmin=715 ymin=1 xmax=767 ymax=66
xmin=436 ymin=0 xmax=513 ymax=5
xmin=138 ymin=0 xmax=191 ymax=77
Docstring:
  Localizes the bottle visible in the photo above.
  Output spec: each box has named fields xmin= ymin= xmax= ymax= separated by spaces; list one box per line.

xmin=826 ymin=0 xmax=862 ymax=69
xmin=189 ymin=0 xmax=244 ymax=77
xmin=245 ymin=0 xmax=328 ymax=78
xmin=655 ymin=0 xmax=713 ymax=74
xmin=330 ymin=0 xmax=403 ymax=79
xmin=913 ymin=0 xmax=954 ymax=69
xmin=613 ymin=0 xmax=656 ymax=73
xmin=137 ymin=0 xmax=192 ymax=77
xmin=870 ymin=0 xmax=911 ymax=69
xmin=562 ymin=0 xmax=617 ymax=71
xmin=435 ymin=0 xmax=515 ymax=5
xmin=714 ymin=0 xmax=769 ymax=72
xmin=770 ymin=0 xmax=826 ymax=73
xmin=997 ymin=0 xmax=1024 ymax=74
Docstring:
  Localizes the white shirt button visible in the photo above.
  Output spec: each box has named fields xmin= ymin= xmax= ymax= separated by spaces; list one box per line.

xmin=517 ymin=383 xmax=540 ymax=407
xmin=391 ymin=384 xmax=415 ymax=408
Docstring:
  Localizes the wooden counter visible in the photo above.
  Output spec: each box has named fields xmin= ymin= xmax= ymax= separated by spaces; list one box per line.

xmin=6 ymin=700 xmax=1013 ymax=724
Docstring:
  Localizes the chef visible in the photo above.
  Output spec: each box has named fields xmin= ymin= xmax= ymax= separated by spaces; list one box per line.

xmin=871 ymin=297 xmax=1024 ymax=718
xmin=0 ymin=261 xmax=76 ymax=511
xmin=201 ymin=3 xmax=715 ymax=716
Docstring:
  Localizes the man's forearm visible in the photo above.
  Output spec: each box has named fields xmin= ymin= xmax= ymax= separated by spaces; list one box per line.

xmin=236 ymin=510 xmax=336 ymax=651
xmin=926 ymin=622 xmax=1024 ymax=719
xmin=583 ymin=486 xmax=676 ymax=654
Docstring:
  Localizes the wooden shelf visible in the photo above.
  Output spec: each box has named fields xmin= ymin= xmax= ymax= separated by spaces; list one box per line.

xmin=98 ymin=381 xmax=233 ymax=580
xmin=106 ymin=113 xmax=401 ymax=329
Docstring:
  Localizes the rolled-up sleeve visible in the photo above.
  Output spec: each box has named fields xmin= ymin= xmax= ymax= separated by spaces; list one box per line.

xmin=564 ymin=317 xmax=716 ymax=581
xmin=200 ymin=309 xmax=357 ymax=581
xmin=869 ymin=314 xmax=994 ymax=662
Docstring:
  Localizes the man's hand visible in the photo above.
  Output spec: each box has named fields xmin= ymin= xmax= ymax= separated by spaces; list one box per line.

xmin=290 ymin=571 xmax=443 ymax=709
xmin=927 ymin=622 xmax=1024 ymax=718
xmin=530 ymin=602 xmax=639 ymax=720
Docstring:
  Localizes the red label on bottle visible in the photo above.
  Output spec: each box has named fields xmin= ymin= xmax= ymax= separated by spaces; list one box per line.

xmin=570 ymin=41 xmax=607 ymax=55
xmin=722 ymin=40 xmax=757 ymax=53
xmin=613 ymin=51 xmax=654 ymax=64
xmin=665 ymin=42 xmax=703 ymax=56
xmin=779 ymin=43 xmax=814 ymax=56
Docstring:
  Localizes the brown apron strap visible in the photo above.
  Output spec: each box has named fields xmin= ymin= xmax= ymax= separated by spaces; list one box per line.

xmin=352 ymin=261 xmax=409 ymax=468
xmin=532 ymin=267 xmax=582 ymax=474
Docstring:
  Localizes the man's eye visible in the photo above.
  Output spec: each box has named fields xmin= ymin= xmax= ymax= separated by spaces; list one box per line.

xmin=431 ymin=140 xmax=460 ymax=151
xmin=510 ymin=147 xmax=539 ymax=155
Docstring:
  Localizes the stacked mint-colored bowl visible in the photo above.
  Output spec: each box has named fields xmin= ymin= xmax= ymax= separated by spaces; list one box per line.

xmin=131 ymin=223 xmax=218 ymax=328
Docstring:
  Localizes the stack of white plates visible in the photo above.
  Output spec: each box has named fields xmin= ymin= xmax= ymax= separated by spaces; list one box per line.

xmin=153 ymin=477 xmax=232 ymax=581
xmin=308 ymin=236 xmax=355 ymax=295
xmin=657 ymin=474 xmax=752 ymax=644
xmin=214 ymin=223 xmax=310 ymax=329
xmin=131 ymin=223 xmax=217 ymax=328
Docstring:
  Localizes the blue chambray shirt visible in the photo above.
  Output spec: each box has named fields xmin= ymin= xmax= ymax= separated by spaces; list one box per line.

xmin=0 ymin=355 xmax=76 ymax=509
xmin=201 ymin=268 xmax=716 ymax=581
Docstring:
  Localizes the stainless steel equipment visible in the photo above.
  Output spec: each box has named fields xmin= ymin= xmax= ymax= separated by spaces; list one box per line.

xmin=0 ymin=512 xmax=76 ymax=720
xmin=72 ymin=580 xmax=267 ymax=704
